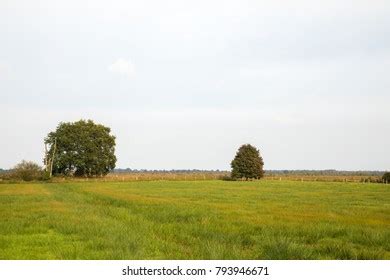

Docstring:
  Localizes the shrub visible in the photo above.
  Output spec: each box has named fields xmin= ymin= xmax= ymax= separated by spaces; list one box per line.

xmin=382 ymin=172 xmax=390 ymax=183
xmin=0 ymin=171 xmax=12 ymax=181
xmin=219 ymin=175 xmax=235 ymax=181
xmin=11 ymin=160 xmax=43 ymax=181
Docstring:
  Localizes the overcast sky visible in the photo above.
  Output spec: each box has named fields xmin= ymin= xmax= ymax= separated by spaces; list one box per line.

xmin=1 ymin=0 xmax=389 ymax=170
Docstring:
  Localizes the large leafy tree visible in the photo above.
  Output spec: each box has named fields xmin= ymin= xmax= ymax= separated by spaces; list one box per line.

xmin=45 ymin=120 xmax=117 ymax=177
xmin=231 ymin=144 xmax=264 ymax=180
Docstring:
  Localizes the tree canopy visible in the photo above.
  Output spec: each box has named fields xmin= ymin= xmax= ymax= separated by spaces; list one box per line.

xmin=231 ymin=144 xmax=264 ymax=180
xmin=45 ymin=120 xmax=117 ymax=177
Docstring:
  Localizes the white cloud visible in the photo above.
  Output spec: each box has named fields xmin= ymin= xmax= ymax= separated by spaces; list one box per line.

xmin=108 ymin=58 xmax=136 ymax=79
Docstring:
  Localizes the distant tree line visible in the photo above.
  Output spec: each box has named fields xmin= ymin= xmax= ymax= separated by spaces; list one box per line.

xmin=112 ymin=169 xmax=226 ymax=174
xmin=266 ymin=170 xmax=385 ymax=177
xmin=2 ymin=167 xmax=385 ymax=178
xmin=111 ymin=169 xmax=385 ymax=177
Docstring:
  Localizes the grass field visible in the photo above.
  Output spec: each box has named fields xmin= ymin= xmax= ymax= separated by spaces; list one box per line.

xmin=0 ymin=180 xmax=389 ymax=260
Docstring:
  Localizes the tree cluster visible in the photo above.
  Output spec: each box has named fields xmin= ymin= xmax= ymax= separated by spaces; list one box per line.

xmin=45 ymin=120 xmax=116 ymax=177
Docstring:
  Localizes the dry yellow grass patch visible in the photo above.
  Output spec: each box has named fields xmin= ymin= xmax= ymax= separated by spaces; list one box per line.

xmin=83 ymin=186 xmax=186 ymax=205
xmin=0 ymin=184 xmax=51 ymax=196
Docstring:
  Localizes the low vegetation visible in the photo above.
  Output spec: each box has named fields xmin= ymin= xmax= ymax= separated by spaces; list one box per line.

xmin=0 ymin=180 xmax=388 ymax=259
xmin=0 ymin=161 xmax=44 ymax=182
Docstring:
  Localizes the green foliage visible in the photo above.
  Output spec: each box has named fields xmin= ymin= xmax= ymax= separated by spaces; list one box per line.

xmin=11 ymin=160 xmax=43 ymax=181
xmin=231 ymin=144 xmax=264 ymax=180
xmin=382 ymin=172 xmax=390 ymax=182
xmin=219 ymin=175 xmax=236 ymax=181
xmin=41 ymin=171 xmax=52 ymax=181
xmin=45 ymin=119 xmax=117 ymax=177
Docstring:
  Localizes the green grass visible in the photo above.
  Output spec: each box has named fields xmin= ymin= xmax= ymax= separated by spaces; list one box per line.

xmin=0 ymin=180 xmax=389 ymax=259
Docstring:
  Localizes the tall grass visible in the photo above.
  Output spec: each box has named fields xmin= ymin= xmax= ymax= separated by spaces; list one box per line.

xmin=0 ymin=180 xmax=389 ymax=259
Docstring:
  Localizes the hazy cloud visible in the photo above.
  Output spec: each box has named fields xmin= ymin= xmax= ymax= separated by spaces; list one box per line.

xmin=108 ymin=58 xmax=136 ymax=79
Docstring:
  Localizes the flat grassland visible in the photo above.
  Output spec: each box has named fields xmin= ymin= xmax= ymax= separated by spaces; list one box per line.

xmin=0 ymin=180 xmax=389 ymax=259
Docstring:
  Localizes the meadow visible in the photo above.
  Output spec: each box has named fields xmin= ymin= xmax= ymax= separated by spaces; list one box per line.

xmin=0 ymin=180 xmax=389 ymax=260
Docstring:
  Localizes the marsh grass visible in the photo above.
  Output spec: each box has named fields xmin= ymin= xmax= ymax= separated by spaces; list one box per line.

xmin=0 ymin=180 xmax=389 ymax=259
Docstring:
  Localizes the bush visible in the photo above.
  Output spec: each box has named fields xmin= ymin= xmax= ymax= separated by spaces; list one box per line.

xmin=219 ymin=175 xmax=236 ymax=181
xmin=0 ymin=171 xmax=12 ymax=181
xmin=382 ymin=172 xmax=390 ymax=183
xmin=11 ymin=160 xmax=43 ymax=181
xmin=231 ymin=144 xmax=264 ymax=180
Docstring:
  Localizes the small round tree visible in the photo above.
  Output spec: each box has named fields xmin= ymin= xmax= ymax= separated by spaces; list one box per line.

xmin=383 ymin=172 xmax=390 ymax=183
xmin=231 ymin=144 xmax=264 ymax=180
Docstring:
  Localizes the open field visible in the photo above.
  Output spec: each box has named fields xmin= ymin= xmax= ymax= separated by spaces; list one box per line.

xmin=0 ymin=180 xmax=389 ymax=259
